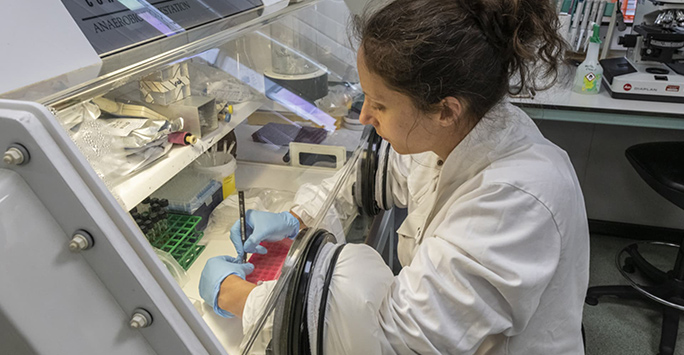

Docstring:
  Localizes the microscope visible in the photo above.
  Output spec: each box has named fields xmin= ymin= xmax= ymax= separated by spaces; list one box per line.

xmin=601 ymin=0 xmax=684 ymax=103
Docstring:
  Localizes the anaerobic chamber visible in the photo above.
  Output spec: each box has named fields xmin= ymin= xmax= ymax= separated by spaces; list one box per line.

xmin=0 ymin=0 xmax=398 ymax=354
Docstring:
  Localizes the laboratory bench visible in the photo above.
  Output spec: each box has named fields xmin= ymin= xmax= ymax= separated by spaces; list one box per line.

xmin=511 ymin=81 xmax=684 ymax=128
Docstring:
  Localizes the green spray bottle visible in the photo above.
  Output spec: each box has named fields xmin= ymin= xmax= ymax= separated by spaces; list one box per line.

xmin=573 ymin=24 xmax=603 ymax=94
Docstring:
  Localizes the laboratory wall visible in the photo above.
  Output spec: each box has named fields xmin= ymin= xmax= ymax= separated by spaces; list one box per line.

xmin=343 ymin=0 xmax=371 ymax=16
xmin=296 ymin=2 xmax=357 ymax=78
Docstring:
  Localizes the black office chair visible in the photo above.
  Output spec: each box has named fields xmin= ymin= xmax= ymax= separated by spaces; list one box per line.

xmin=585 ymin=142 xmax=684 ymax=355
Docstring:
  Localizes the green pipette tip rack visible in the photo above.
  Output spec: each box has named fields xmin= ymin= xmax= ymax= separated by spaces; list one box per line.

xmin=151 ymin=214 xmax=205 ymax=270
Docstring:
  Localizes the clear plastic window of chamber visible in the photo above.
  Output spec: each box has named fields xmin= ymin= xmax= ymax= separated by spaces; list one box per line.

xmin=18 ymin=2 xmax=374 ymax=353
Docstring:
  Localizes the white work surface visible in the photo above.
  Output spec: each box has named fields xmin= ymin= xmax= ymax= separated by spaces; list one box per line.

xmin=511 ymin=81 xmax=684 ymax=116
xmin=510 ymin=81 xmax=684 ymax=131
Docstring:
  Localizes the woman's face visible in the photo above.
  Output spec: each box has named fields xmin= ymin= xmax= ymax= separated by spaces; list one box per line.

xmin=357 ymin=49 xmax=441 ymax=155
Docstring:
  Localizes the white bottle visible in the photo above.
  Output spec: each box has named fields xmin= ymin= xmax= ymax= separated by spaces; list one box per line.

xmin=573 ymin=24 xmax=603 ymax=94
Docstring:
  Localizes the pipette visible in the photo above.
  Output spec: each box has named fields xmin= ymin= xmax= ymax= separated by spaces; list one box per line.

xmin=587 ymin=0 xmax=600 ymax=32
xmin=576 ymin=0 xmax=595 ymax=51
xmin=596 ymin=0 xmax=607 ymax=26
xmin=581 ymin=0 xmax=602 ymax=52
xmin=567 ymin=0 xmax=579 ymax=15
xmin=569 ymin=0 xmax=585 ymax=48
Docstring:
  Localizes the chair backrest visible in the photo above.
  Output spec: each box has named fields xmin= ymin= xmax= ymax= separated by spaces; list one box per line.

xmin=626 ymin=142 xmax=684 ymax=210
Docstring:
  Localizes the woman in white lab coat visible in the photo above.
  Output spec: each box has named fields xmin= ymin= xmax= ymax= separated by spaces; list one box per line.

xmin=199 ymin=0 xmax=590 ymax=354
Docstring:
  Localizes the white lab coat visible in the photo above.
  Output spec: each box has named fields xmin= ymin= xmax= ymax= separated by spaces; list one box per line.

xmin=243 ymin=101 xmax=590 ymax=354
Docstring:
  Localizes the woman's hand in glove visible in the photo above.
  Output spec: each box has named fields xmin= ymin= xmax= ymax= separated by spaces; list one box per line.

xmin=230 ymin=210 xmax=300 ymax=257
xmin=199 ymin=255 xmax=254 ymax=318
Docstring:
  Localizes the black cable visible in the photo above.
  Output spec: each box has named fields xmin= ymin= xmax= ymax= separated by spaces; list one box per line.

xmin=381 ymin=142 xmax=391 ymax=210
xmin=616 ymin=0 xmax=627 ymax=31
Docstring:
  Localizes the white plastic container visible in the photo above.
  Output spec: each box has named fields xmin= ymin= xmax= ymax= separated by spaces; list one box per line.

xmin=193 ymin=151 xmax=237 ymax=199
xmin=573 ymin=23 xmax=603 ymax=95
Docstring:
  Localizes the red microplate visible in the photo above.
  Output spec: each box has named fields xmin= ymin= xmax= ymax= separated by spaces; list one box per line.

xmin=245 ymin=238 xmax=293 ymax=283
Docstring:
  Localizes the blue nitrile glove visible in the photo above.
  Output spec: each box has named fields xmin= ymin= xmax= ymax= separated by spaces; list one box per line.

xmin=199 ymin=255 xmax=255 ymax=318
xmin=230 ymin=210 xmax=300 ymax=257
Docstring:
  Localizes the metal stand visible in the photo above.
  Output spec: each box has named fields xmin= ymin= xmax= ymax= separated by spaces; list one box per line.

xmin=586 ymin=241 xmax=684 ymax=355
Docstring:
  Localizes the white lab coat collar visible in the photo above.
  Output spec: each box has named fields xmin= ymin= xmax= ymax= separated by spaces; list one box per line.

xmin=434 ymin=100 xmax=533 ymax=210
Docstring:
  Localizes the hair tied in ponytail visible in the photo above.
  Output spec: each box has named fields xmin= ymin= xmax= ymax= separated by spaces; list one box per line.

xmin=458 ymin=1 xmax=516 ymax=58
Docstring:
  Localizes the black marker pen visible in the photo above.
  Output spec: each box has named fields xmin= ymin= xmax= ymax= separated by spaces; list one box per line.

xmin=238 ymin=191 xmax=248 ymax=263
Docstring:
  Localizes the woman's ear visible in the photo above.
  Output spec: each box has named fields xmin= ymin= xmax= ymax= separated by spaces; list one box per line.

xmin=438 ymin=97 xmax=463 ymax=128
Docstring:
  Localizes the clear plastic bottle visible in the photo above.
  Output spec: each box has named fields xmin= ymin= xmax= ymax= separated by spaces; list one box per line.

xmin=573 ymin=24 xmax=603 ymax=94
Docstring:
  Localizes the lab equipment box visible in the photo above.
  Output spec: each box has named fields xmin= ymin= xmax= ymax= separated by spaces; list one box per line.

xmin=152 ymin=173 xmax=222 ymax=231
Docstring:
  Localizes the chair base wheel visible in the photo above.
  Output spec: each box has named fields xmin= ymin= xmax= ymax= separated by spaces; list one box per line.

xmin=585 ymin=296 xmax=599 ymax=306
xmin=622 ymin=257 xmax=636 ymax=273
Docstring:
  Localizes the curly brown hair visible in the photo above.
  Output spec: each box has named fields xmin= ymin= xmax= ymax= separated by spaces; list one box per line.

xmin=354 ymin=0 xmax=568 ymax=122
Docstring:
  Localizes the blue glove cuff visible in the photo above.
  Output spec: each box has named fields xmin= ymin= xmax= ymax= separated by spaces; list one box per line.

xmin=281 ymin=212 xmax=300 ymax=239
